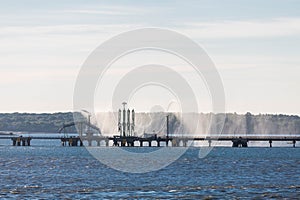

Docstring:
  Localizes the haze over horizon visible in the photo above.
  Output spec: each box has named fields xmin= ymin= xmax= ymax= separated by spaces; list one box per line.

xmin=1 ymin=0 xmax=299 ymax=115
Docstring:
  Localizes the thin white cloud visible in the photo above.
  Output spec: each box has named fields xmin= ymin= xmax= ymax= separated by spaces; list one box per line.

xmin=2 ymin=17 xmax=299 ymax=40
xmin=58 ymin=5 xmax=155 ymax=16
xmin=212 ymin=55 xmax=300 ymax=70
xmin=0 ymin=24 xmax=142 ymax=36
xmin=0 ymin=24 xmax=143 ymax=69
xmin=61 ymin=9 xmax=131 ymax=16
xmin=181 ymin=18 xmax=300 ymax=38
xmin=0 ymin=68 xmax=78 ymax=85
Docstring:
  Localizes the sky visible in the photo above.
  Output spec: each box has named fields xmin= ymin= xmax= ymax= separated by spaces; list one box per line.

xmin=0 ymin=0 xmax=300 ymax=115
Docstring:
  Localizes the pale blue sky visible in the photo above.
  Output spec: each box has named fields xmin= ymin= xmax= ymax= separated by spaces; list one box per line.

xmin=0 ymin=0 xmax=299 ymax=114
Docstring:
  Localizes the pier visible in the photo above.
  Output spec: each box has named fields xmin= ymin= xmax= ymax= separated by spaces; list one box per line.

xmin=1 ymin=104 xmax=299 ymax=148
xmin=0 ymin=135 xmax=299 ymax=147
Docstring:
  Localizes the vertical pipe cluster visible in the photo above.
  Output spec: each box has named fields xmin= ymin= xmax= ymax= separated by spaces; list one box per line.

xmin=132 ymin=109 xmax=135 ymax=135
xmin=127 ymin=109 xmax=130 ymax=135
xmin=118 ymin=109 xmax=121 ymax=135
xmin=118 ymin=102 xmax=135 ymax=137
xmin=166 ymin=115 xmax=169 ymax=138
xmin=122 ymin=103 xmax=126 ymax=136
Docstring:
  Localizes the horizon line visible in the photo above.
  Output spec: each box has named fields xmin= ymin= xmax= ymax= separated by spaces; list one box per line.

xmin=0 ymin=111 xmax=299 ymax=117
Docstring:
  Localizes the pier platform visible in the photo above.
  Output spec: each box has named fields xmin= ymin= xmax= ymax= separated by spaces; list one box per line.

xmin=0 ymin=135 xmax=299 ymax=147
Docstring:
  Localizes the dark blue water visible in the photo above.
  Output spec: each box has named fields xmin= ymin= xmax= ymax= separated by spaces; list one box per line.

xmin=0 ymin=144 xmax=299 ymax=199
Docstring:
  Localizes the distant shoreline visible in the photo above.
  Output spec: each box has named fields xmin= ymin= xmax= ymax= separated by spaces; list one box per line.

xmin=0 ymin=112 xmax=299 ymax=135
xmin=0 ymin=132 xmax=15 ymax=135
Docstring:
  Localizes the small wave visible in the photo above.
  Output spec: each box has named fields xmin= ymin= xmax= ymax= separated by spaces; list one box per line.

xmin=24 ymin=185 xmax=41 ymax=189
xmin=9 ymin=189 xmax=22 ymax=194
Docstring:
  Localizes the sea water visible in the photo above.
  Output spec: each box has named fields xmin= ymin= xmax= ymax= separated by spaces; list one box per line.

xmin=0 ymin=141 xmax=299 ymax=199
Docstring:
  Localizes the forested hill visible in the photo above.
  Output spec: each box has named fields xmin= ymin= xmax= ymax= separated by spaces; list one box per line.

xmin=0 ymin=112 xmax=76 ymax=133
xmin=0 ymin=112 xmax=299 ymax=135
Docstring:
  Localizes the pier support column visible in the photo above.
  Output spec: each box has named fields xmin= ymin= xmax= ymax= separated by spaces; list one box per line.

xmin=12 ymin=139 xmax=16 ymax=146
xmin=269 ymin=140 xmax=272 ymax=148
xmin=17 ymin=138 xmax=21 ymax=146
xmin=293 ymin=140 xmax=296 ymax=148
xmin=129 ymin=142 xmax=134 ymax=147
xmin=88 ymin=140 xmax=92 ymax=147
xmin=72 ymin=138 xmax=77 ymax=146
xmin=232 ymin=139 xmax=248 ymax=147
xmin=80 ymin=140 xmax=83 ymax=146
xmin=183 ymin=140 xmax=187 ymax=147
xmin=241 ymin=140 xmax=248 ymax=147
xmin=232 ymin=140 xmax=238 ymax=147
xmin=105 ymin=140 xmax=109 ymax=147
xmin=68 ymin=138 xmax=72 ymax=146
xmin=113 ymin=139 xmax=118 ymax=146
xmin=97 ymin=140 xmax=100 ymax=147
xmin=27 ymin=138 xmax=31 ymax=146
xmin=148 ymin=141 xmax=151 ymax=147
xmin=208 ymin=140 xmax=211 ymax=147
xmin=172 ymin=139 xmax=178 ymax=147
xmin=121 ymin=139 xmax=126 ymax=147
xmin=140 ymin=141 xmax=143 ymax=147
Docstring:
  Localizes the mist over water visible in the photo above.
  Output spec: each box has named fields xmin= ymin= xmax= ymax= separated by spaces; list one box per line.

xmin=95 ymin=112 xmax=300 ymax=136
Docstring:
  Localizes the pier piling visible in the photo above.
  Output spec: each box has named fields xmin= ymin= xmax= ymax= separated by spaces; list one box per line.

xmin=3 ymin=135 xmax=300 ymax=148
xmin=293 ymin=140 xmax=296 ymax=148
